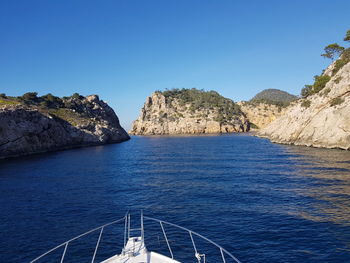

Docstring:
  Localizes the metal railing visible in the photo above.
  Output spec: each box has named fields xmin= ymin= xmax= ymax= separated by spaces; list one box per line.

xmin=29 ymin=216 xmax=127 ymax=263
xmin=29 ymin=212 xmax=242 ymax=263
xmin=143 ymin=216 xmax=242 ymax=263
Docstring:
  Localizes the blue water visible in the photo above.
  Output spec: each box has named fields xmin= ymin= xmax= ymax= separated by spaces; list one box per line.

xmin=1 ymin=134 xmax=350 ymax=262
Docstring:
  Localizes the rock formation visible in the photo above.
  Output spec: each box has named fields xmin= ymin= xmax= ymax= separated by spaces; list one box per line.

xmin=130 ymin=89 xmax=249 ymax=135
xmin=258 ymin=60 xmax=350 ymax=150
xmin=0 ymin=94 xmax=129 ymax=159
xmin=237 ymin=102 xmax=287 ymax=129
xmin=236 ymin=89 xmax=297 ymax=129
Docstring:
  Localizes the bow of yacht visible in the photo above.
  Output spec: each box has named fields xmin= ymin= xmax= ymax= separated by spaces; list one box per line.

xmin=30 ymin=212 xmax=241 ymax=263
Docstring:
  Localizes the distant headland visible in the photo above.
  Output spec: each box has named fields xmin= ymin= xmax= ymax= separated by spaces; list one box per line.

xmin=0 ymin=93 xmax=129 ymax=159
xmin=129 ymin=88 xmax=296 ymax=135
xmin=131 ymin=30 xmax=350 ymax=150
xmin=2 ymin=30 xmax=350 ymax=159
xmin=258 ymin=30 xmax=350 ymax=150
xmin=130 ymin=89 xmax=248 ymax=135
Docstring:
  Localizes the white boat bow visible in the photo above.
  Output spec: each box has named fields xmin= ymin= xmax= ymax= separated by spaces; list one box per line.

xmin=30 ymin=212 xmax=241 ymax=263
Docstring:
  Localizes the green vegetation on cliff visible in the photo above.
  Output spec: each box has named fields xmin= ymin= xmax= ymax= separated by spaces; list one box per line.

xmin=131 ymin=88 xmax=249 ymax=135
xmin=302 ymin=29 xmax=350 ymax=98
xmin=0 ymin=92 xmax=86 ymax=109
xmin=0 ymin=92 xmax=100 ymax=126
xmin=249 ymin=89 xmax=297 ymax=107
xmin=301 ymin=75 xmax=332 ymax=98
xmin=159 ymin=88 xmax=243 ymax=122
xmin=0 ymin=92 xmax=129 ymax=159
xmin=321 ymin=43 xmax=345 ymax=60
xmin=161 ymin=88 xmax=240 ymax=111
xmin=333 ymin=48 xmax=350 ymax=75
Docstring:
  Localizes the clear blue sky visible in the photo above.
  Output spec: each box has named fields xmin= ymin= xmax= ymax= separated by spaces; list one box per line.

xmin=1 ymin=0 xmax=349 ymax=130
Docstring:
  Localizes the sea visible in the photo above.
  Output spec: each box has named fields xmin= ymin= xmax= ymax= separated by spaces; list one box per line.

xmin=1 ymin=134 xmax=350 ymax=263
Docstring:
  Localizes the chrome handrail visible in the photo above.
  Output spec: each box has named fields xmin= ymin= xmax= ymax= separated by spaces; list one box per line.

xmin=29 ymin=213 xmax=242 ymax=263
xmin=30 ymin=216 xmax=127 ymax=263
xmin=143 ymin=216 xmax=242 ymax=263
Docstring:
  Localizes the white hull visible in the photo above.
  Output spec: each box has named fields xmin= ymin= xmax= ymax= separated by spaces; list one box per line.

xmin=30 ymin=213 xmax=241 ymax=263
xmin=101 ymin=236 xmax=180 ymax=263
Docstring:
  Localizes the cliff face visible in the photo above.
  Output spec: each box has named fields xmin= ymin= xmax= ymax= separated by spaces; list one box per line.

xmin=0 ymin=95 xmax=129 ymax=159
xmin=258 ymin=61 xmax=350 ymax=150
xmin=237 ymin=102 xmax=287 ymax=129
xmin=130 ymin=90 xmax=249 ymax=135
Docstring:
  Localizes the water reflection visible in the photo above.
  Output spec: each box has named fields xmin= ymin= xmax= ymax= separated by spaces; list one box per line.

xmin=284 ymin=145 xmax=350 ymax=226
xmin=1 ymin=134 xmax=350 ymax=262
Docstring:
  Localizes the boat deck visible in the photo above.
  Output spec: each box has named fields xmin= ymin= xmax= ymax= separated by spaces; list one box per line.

xmin=101 ymin=237 xmax=180 ymax=263
xmin=29 ymin=213 xmax=241 ymax=263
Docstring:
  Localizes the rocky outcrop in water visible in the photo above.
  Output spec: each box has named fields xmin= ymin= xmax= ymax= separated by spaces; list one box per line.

xmin=130 ymin=89 xmax=249 ymax=135
xmin=0 ymin=94 xmax=129 ymax=159
xmin=258 ymin=59 xmax=350 ymax=150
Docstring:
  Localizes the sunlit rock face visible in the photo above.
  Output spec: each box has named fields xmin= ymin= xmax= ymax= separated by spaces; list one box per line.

xmin=130 ymin=90 xmax=249 ymax=135
xmin=258 ymin=61 xmax=350 ymax=150
xmin=237 ymin=102 xmax=287 ymax=129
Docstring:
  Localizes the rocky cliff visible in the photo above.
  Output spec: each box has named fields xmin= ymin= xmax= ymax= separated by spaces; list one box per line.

xmin=258 ymin=59 xmax=350 ymax=150
xmin=237 ymin=101 xmax=287 ymax=129
xmin=130 ymin=89 xmax=249 ymax=135
xmin=237 ymin=89 xmax=297 ymax=129
xmin=0 ymin=94 xmax=129 ymax=159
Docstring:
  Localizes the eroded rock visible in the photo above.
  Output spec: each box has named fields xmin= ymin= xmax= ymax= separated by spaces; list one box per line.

xmin=0 ymin=95 xmax=129 ymax=159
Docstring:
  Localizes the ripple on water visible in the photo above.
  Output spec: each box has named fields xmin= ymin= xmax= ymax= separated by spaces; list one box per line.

xmin=0 ymin=134 xmax=350 ymax=262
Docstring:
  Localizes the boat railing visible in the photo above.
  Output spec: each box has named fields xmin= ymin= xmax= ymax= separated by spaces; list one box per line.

xmin=29 ymin=212 xmax=242 ymax=263
xmin=29 ymin=216 xmax=126 ymax=263
xmin=143 ymin=215 xmax=242 ymax=263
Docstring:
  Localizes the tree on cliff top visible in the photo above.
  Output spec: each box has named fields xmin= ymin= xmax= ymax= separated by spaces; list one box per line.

xmin=19 ymin=92 xmax=39 ymax=105
xmin=321 ymin=43 xmax=345 ymax=60
xmin=40 ymin=93 xmax=63 ymax=108
xmin=302 ymin=30 xmax=350 ymax=98
xmin=344 ymin=30 xmax=350 ymax=42
xmin=21 ymin=92 xmax=38 ymax=101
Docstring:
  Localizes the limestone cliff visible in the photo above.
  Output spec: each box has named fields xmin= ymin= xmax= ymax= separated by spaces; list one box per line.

xmin=258 ymin=59 xmax=350 ymax=150
xmin=130 ymin=89 xmax=249 ymax=135
xmin=237 ymin=89 xmax=297 ymax=129
xmin=237 ymin=101 xmax=287 ymax=129
xmin=0 ymin=94 xmax=129 ymax=159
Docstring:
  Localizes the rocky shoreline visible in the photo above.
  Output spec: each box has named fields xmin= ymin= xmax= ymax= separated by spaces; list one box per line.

xmin=0 ymin=94 xmax=130 ymax=159
xmin=130 ymin=90 xmax=250 ymax=135
xmin=2 ymin=54 xmax=349 ymax=158
xmin=257 ymin=61 xmax=350 ymax=150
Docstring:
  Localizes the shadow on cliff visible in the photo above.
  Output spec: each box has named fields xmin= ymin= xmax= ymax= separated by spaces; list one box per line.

xmin=0 ymin=109 xmax=130 ymax=160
